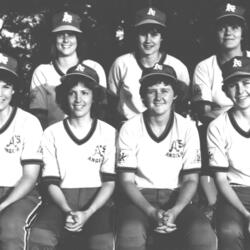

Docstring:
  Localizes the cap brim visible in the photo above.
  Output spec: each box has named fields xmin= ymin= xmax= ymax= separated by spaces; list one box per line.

xmin=216 ymin=14 xmax=245 ymax=22
xmin=0 ymin=67 xmax=18 ymax=78
xmin=140 ymin=72 xmax=176 ymax=83
xmin=134 ymin=19 xmax=166 ymax=27
xmin=52 ymin=25 xmax=82 ymax=33
xmin=61 ymin=72 xmax=98 ymax=85
xmin=223 ymin=72 xmax=250 ymax=83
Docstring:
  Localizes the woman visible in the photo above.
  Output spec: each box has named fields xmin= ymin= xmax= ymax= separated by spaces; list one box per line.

xmin=0 ymin=52 xmax=43 ymax=250
xmin=192 ymin=2 xmax=249 ymax=213
xmin=29 ymin=10 xmax=106 ymax=128
xmin=207 ymin=56 xmax=250 ymax=250
xmin=116 ymin=63 xmax=216 ymax=250
xmin=28 ymin=63 xmax=116 ymax=250
xmin=108 ymin=6 xmax=190 ymax=126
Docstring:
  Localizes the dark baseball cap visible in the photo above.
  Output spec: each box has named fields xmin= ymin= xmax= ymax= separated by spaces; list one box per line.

xmin=52 ymin=11 xmax=82 ymax=33
xmin=134 ymin=7 xmax=166 ymax=27
xmin=0 ymin=52 xmax=18 ymax=80
xmin=61 ymin=63 xmax=99 ymax=85
xmin=215 ymin=3 xmax=246 ymax=23
xmin=221 ymin=56 xmax=250 ymax=83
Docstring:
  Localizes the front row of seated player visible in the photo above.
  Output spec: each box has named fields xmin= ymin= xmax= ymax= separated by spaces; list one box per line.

xmin=0 ymin=51 xmax=250 ymax=250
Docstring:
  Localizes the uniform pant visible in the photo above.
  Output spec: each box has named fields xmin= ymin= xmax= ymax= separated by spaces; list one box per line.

xmin=216 ymin=186 xmax=250 ymax=250
xmin=28 ymin=188 xmax=115 ymax=250
xmin=0 ymin=187 xmax=41 ymax=250
xmin=116 ymin=188 xmax=217 ymax=250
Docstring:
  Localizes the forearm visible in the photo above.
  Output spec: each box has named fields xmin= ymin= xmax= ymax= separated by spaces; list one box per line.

xmin=121 ymin=181 xmax=156 ymax=216
xmin=0 ymin=174 xmax=38 ymax=210
xmin=47 ymin=184 xmax=72 ymax=213
xmin=172 ymin=179 xmax=198 ymax=215
xmin=87 ymin=181 xmax=115 ymax=216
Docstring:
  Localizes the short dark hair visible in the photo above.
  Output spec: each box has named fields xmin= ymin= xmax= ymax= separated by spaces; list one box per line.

xmin=55 ymin=76 xmax=106 ymax=117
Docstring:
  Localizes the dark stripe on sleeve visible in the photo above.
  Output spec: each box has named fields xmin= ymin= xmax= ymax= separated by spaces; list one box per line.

xmin=41 ymin=176 xmax=61 ymax=186
xmin=209 ymin=166 xmax=228 ymax=172
xmin=116 ymin=167 xmax=137 ymax=173
xmin=101 ymin=172 xmax=116 ymax=182
xmin=21 ymin=159 xmax=44 ymax=166
xmin=180 ymin=168 xmax=201 ymax=175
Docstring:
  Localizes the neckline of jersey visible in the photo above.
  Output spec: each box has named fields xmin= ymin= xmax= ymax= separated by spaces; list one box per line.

xmin=0 ymin=106 xmax=17 ymax=134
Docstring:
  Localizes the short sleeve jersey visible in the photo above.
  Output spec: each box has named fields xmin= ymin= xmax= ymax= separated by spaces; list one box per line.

xmin=29 ymin=59 xmax=107 ymax=126
xmin=207 ymin=110 xmax=250 ymax=186
xmin=117 ymin=113 xmax=201 ymax=189
xmin=192 ymin=52 xmax=250 ymax=108
xmin=41 ymin=119 xmax=116 ymax=188
xmin=0 ymin=107 xmax=43 ymax=187
xmin=108 ymin=52 xmax=190 ymax=119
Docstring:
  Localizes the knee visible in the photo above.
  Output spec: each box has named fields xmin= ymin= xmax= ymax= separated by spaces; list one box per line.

xmin=217 ymin=221 xmax=244 ymax=243
xmin=28 ymin=227 xmax=58 ymax=248
xmin=89 ymin=233 xmax=114 ymax=250
xmin=116 ymin=221 xmax=147 ymax=250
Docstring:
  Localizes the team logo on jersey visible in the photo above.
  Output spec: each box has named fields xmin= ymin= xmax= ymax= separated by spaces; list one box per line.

xmin=62 ymin=12 xmax=73 ymax=23
xmin=225 ymin=3 xmax=236 ymax=13
xmin=166 ymin=140 xmax=184 ymax=158
xmin=191 ymin=149 xmax=201 ymax=164
xmin=118 ymin=151 xmax=128 ymax=164
xmin=5 ymin=135 xmax=21 ymax=153
xmin=208 ymin=148 xmax=216 ymax=161
xmin=88 ymin=145 xmax=106 ymax=163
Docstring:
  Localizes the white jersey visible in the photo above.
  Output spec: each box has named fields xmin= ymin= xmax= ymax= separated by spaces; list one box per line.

xmin=29 ymin=59 xmax=107 ymax=126
xmin=207 ymin=111 xmax=250 ymax=186
xmin=108 ymin=52 xmax=190 ymax=119
xmin=192 ymin=52 xmax=250 ymax=108
xmin=41 ymin=119 xmax=116 ymax=188
xmin=117 ymin=113 xmax=201 ymax=189
xmin=0 ymin=107 xmax=43 ymax=187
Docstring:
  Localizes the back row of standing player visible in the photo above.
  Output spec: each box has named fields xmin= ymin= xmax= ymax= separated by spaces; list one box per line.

xmin=0 ymin=2 xmax=250 ymax=250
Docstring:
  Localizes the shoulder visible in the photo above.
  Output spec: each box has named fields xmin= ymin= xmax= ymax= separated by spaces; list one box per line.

xmin=174 ymin=113 xmax=197 ymax=130
xmin=82 ymin=59 xmax=105 ymax=73
xmin=246 ymin=51 xmax=250 ymax=57
xmin=194 ymin=55 xmax=217 ymax=70
xmin=17 ymin=108 xmax=41 ymax=124
xmin=111 ymin=53 xmax=136 ymax=66
xmin=120 ymin=115 xmax=143 ymax=133
xmin=164 ymin=54 xmax=187 ymax=68
xmin=33 ymin=62 xmax=54 ymax=74
xmin=97 ymin=119 xmax=117 ymax=134
xmin=208 ymin=112 xmax=228 ymax=132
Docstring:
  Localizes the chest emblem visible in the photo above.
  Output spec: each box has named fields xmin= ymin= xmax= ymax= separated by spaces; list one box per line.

xmin=5 ymin=135 xmax=21 ymax=153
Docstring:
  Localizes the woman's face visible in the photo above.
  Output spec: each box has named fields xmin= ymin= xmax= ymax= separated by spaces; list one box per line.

xmin=67 ymin=81 xmax=93 ymax=119
xmin=0 ymin=80 xmax=14 ymax=112
xmin=55 ymin=31 xmax=78 ymax=57
xmin=137 ymin=25 xmax=163 ymax=56
xmin=216 ymin=20 xmax=243 ymax=51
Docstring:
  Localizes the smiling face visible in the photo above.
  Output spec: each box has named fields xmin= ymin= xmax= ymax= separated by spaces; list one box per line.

xmin=216 ymin=19 xmax=243 ymax=51
xmin=136 ymin=24 xmax=163 ymax=56
xmin=67 ymin=81 xmax=93 ymax=119
xmin=143 ymin=81 xmax=176 ymax=116
xmin=55 ymin=31 xmax=78 ymax=57
xmin=0 ymin=80 xmax=14 ymax=112
xmin=224 ymin=76 xmax=250 ymax=110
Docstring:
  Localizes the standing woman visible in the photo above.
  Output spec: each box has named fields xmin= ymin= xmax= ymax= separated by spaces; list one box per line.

xmin=207 ymin=56 xmax=250 ymax=250
xmin=108 ymin=6 xmax=190 ymax=125
xmin=28 ymin=63 xmax=116 ymax=250
xmin=0 ymin=52 xmax=43 ymax=250
xmin=29 ymin=10 xmax=106 ymax=128
xmin=192 ymin=2 xmax=249 ymax=212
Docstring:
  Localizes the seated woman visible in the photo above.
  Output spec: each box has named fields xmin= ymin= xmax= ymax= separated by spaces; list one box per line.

xmin=207 ymin=56 xmax=250 ymax=250
xmin=28 ymin=63 xmax=116 ymax=250
xmin=0 ymin=52 xmax=43 ymax=250
xmin=116 ymin=64 xmax=217 ymax=250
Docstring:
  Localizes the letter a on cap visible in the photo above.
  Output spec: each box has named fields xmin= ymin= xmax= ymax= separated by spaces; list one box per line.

xmin=62 ymin=12 xmax=73 ymax=23
xmin=226 ymin=3 xmax=236 ymax=12
xmin=147 ymin=8 xmax=156 ymax=16
xmin=0 ymin=54 xmax=8 ymax=64
xmin=233 ymin=58 xmax=242 ymax=68
xmin=76 ymin=64 xmax=85 ymax=72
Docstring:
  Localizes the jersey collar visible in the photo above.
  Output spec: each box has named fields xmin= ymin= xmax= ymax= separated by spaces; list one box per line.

xmin=143 ymin=111 xmax=174 ymax=143
xmin=228 ymin=108 xmax=250 ymax=138
xmin=0 ymin=106 xmax=17 ymax=134
xmin=63 ymin=118 xmax=97 ymax=145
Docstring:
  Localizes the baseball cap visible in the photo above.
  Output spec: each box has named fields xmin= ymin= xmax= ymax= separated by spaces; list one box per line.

xmin=221 ymin=56 xmax=250 ymax=83
xmin=134 ymin=7 xmax=166 ymax=27
xmin=61 ymin=63 xmax=99 ymax=85
xmin=215 ymin=3 xmax=246 ymax=23
xmin=52 ymin=11 xmax=82 ymax=33
xmin=0 ymin=52 xmax=18 ymax=80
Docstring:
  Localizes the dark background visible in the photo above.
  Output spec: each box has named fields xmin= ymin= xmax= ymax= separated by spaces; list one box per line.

xmin=0 ymin=0 xmax=249 ymax=107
